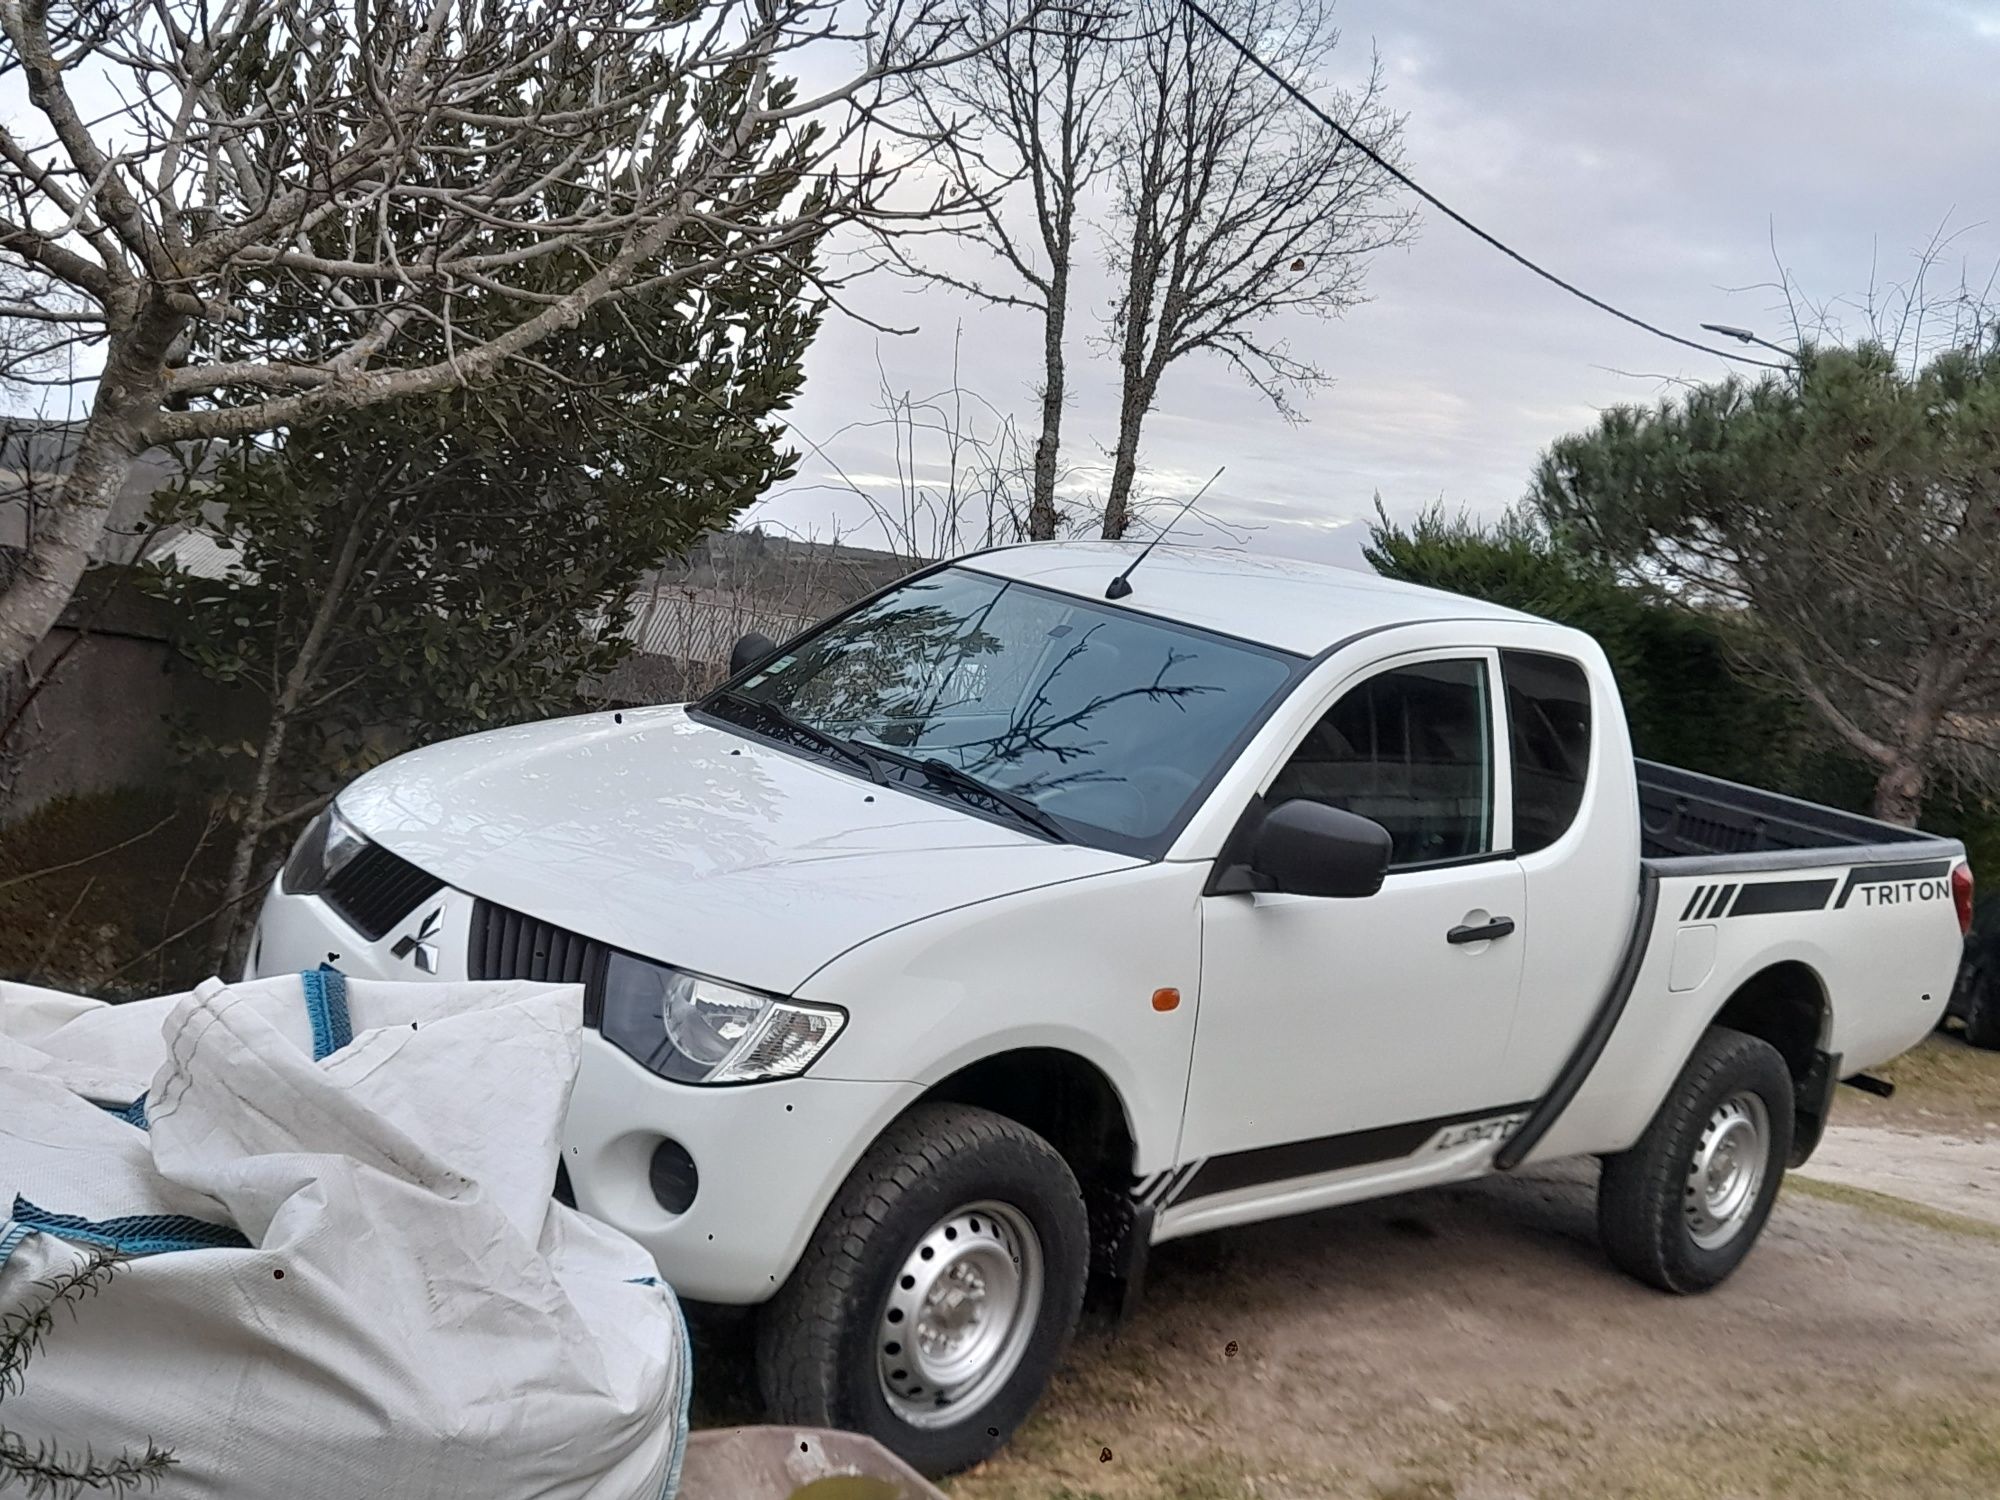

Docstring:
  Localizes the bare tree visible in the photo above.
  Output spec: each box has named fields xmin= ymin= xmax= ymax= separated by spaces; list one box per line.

xmin=0 ymin=0 xmax=1001 ymax=679
xmin=1757 ymin=215 xmax=2000 ymax=378
xmin=1097 ymin=0 xmax=1413 ymax=538
xmin=896 ymin=0 xmax=1119 ymax=538
xmin=785 ymin=334 xmax=1048 ymax=561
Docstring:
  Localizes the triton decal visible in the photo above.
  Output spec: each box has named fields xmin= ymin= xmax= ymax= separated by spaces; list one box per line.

xmin=1833 ymin=859 xmax=1955 ymax=909
xmin=1678 ymin=864 xmax=1953 ymax=922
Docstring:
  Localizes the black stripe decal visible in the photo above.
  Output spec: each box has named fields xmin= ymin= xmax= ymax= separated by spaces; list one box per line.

xmin=1833 ymin=859 xmax=1955 ymax=909
xmin=1729 ymin=878 xmax=1837 ymax=916
xmin=1694 ymin=884 xmax=1725 ymax=919
xmin=1162 ymin=1161 xmax=1204 ymax=1205
xmin=1171 ymin=1102 xmax=1536 ymax=1207
xmin=1680 ymin=886 xmax=1707 ymax=922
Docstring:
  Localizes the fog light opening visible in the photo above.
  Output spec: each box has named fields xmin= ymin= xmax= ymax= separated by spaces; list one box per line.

xmin=648 ymin=1138 xmax=699 ymax=1215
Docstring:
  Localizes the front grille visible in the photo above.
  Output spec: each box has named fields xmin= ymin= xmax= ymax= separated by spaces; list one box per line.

xmin=468 ymin=900 xmax=609 ymax=1021
xmin=324 ymin=844 xmax=445 ymax=940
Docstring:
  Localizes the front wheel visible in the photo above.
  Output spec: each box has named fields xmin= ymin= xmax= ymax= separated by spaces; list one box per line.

xmin=756 ymin=1102 xmax=1088 ymax=1476
xmin=1598 ymin=1026 xmax=1793 ymax=1294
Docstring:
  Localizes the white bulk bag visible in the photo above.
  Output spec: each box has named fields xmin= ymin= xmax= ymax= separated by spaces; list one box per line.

xmin=0 ymin=970 xmax=689 ymax=1500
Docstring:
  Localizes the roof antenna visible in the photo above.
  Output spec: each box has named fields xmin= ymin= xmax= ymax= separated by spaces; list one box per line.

xmin=1105 ymin=466 xmax=1226 ymax=600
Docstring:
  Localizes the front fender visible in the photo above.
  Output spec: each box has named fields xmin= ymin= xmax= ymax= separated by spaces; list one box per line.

xmin=797 ymin=861 xmax=1206 ymax=1176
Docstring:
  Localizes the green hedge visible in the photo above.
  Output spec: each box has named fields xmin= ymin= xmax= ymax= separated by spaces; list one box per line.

xmin=1366 ymin=507 xmax=2000 ymax=873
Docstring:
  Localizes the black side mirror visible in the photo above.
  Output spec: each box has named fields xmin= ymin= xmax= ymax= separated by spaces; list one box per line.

xmin=1248 ymin=799 xmax=1391 ymax=899
xmin=729 ymin=630 xmax=778 ymax=676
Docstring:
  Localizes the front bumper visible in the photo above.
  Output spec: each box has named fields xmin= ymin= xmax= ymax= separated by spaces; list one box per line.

xmin=250 ymin=883 xmax=919 ymax=1303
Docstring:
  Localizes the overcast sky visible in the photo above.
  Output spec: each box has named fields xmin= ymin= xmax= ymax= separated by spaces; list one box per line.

xmin=748 ymin=0 xmax=2000 ymax=567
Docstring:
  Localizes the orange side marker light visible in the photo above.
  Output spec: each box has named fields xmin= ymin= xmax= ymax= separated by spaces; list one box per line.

xmin=1152 ymin=987 xmax=1181 ymax=1013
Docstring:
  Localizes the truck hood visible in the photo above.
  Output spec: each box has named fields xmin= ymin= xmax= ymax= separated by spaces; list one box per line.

xmin=339 ymin=705 xmax=1140 ymax=994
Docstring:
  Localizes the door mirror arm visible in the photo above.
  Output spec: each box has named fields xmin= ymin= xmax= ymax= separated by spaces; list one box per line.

xmin=729 ymin=630 xmax=780 ymax=677
xmin=1206 ymin=795 xmax=1271 ymax=896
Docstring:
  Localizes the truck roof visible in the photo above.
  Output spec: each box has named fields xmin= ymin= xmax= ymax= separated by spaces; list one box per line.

xmin=964 ymin=541 xmax=1539 ymax=656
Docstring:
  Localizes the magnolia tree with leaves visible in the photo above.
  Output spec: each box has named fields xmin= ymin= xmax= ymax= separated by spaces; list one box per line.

xmin=150 ymin=247 xmax=823 ymax=965
xmin=0 ymin=0 xmax=998 ymax=681
xmin=1529 ymin=334 xmax=2000 ymax=828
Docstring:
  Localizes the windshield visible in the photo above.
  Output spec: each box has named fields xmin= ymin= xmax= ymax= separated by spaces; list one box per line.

xmin=705 ymin=566 xmax=1300 ymax=853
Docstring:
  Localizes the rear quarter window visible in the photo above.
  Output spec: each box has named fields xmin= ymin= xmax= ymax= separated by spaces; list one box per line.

xmin=1503 ymin=650 xmax=1592 ymax=854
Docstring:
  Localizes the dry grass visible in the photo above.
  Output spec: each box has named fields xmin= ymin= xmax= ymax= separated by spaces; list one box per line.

xmin=1844 ymin=1033 xmax=2000 ymax=1134
xmin=940 ymin=1136 xmax=2000 ymax=1500
xmin=1785 ymin=1173 xmax=2000 ymax=1244
xmin=946 ymin=1375 xmax=2000 ymax=1500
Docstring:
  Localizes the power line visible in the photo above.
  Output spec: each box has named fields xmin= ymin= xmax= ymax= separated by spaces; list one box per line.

xmin=1177 ymin=0 xmax=1790 ymax=372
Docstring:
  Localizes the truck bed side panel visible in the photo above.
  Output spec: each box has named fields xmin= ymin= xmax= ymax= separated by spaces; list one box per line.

xmin=1519 ymin=849 xmax=1963 ymax=1165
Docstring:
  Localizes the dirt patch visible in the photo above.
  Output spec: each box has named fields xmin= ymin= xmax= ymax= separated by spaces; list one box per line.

xmin=941 ymin=1159 xmax=2000 ymax=1500
xmin=689 ymin=1035 xmax=2000 ymax=1495
xmin=1840 ymin=1032 xmax=2000 ymax=1138
xmin=1796 ymin=1124 xmax=2000 ymax=1227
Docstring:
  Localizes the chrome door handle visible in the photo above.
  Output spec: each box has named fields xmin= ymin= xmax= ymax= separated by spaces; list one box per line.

xmin=1447 ymin=917 xmax=1516 ymax=945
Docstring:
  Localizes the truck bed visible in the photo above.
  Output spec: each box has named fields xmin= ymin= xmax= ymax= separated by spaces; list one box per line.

xmin=1497 ymin=760 xmax=1967 ymax=1172
xmin=1636 ymin=760 xmax=1952 ymax=871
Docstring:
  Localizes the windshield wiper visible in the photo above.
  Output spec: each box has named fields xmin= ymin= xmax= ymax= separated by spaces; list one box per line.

xmin=711 ymin=691 xmax=1067 ymax=842
xmin=859 ymin=741 xmax=1069 ymax=843
xmin=710 ymin=689 xmax=884 ymax=783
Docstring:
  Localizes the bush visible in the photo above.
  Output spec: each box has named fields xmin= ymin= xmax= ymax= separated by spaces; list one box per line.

xmin=1365 ymin=504 xmax=2000 ymax=862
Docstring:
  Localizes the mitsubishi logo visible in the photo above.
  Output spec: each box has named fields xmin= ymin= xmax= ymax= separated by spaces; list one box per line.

xmin=391 ymin=908 xmax=443 ymax=974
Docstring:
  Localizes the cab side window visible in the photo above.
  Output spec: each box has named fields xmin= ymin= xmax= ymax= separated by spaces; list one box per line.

xmin=1267 ymin=659 xmax=1493 ymax=868
xmin=1502 ymin=650 xmax=1592 ymax=854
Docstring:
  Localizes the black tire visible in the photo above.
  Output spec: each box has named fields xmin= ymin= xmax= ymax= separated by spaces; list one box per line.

xmin=1598 ymin=1026 xmax=1794 ymax=1295
xmin=1961 ymin=960 xmax=2000 ymax=1050
xmin=755 ymin=1102 xmax=1088 ymax=1477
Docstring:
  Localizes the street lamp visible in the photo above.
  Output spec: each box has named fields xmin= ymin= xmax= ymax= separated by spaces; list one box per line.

xmin=1701 ymin=322 xmax=1798 ymax=359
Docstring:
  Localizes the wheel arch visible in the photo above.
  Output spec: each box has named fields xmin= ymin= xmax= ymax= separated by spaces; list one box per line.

xmin=919 ymin=1047 xmax=1139 ymax=1190
xmin=1705 ymin=959 xmax=1834 ymax=1165
xmin=917 ymin=1047 xmax=1147 ymax=1315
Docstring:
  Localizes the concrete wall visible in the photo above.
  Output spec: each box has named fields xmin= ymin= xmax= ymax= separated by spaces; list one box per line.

xmin=1 ymin=570 xmax=254 ymax=825
xmin=1 ymin=532 xmax=900 ymax=823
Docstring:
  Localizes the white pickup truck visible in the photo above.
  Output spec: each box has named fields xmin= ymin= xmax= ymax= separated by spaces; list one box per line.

xmin=250 ymin=543 xmax=1972 ymax=1475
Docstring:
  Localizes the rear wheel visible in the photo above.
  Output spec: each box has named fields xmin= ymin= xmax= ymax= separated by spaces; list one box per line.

xmin=1960 ymin=959 xmax=2000 ymax=1050
xmin=756 ymin=1102 xmax=1088 ymax=1476
xmin=1598 ymin=1026 xmax=1793 ymax=1294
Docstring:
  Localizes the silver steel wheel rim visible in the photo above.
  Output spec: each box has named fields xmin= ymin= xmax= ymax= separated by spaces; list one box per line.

xmin=876 ymin=1200 xmax=1044 ymax=1428
xmin=1684 ymin=1090 xmax=1770 ymax=1251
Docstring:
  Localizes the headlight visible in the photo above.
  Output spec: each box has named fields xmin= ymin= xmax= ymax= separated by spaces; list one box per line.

xmin=599 ymin=952 xmax=846 ymax=1085
xmin=281 ymin=804 xmax=368 ymax=894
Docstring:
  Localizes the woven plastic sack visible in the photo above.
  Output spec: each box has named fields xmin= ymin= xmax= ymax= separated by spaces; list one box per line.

xmin=0 ymin=970 xmax=689 ymax=1500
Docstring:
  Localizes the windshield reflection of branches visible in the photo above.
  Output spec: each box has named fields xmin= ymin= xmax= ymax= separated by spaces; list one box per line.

xmin=737 ymin=568 xmax=1287 ymax=843
xmin=775 ymin=598 xmax=1005 ymax=735
xmin=948 ymin=626 xmax=1223 ymax=799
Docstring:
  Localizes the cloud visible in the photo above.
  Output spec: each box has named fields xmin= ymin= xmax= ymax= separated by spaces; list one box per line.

xmin=760 ymin=1 xmax=1999 ymax=566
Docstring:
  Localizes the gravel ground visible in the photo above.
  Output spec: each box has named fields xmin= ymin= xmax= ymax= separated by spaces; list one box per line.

xmin=1797 ymin=1123 xmax=2000 ymax=1226
xmin=692 ymin=1036 xmax=2000 ymax=1499
xmin=946 ymin=1158 xmax=2000 ymax=1500
xmin=942 ymin=1036 xmax=2000 ymax=1500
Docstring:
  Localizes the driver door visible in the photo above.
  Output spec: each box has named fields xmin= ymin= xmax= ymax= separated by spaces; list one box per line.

xmin=1173 ymin=650 xmax=1527 ymax=1215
